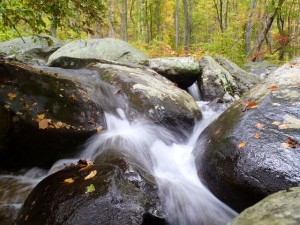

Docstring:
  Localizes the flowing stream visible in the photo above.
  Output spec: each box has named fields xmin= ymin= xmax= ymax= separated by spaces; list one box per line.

xmin=1 ymin=84 xmax=237 ymax=224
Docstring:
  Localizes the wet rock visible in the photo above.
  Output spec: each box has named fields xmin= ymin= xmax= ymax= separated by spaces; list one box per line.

xmin=144 ymin=57 xmax=201 ymax=89
xmin=230 ymin=187 xmax=300 ymax=225
xmin=0 ymin=60 xmax=103 ymax=169
xmin=0 ymin=35 xmax=64 ymax=65
xmin=244 ymin=61 xmax=278 ymax=79
xmin=194 ymin=58 xmax=300 ymax=212
xmin=48 ymin=38 xmax=149 ymax=66
xmin=198 ymin=56 xmax=260 ymax=102
xmin=16 ymin=154 xmax=166 ymax=225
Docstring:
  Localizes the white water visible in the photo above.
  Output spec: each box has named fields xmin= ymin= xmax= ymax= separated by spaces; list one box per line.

xmin=188 ymin=82 xmax=201 ymax=101
xmin=76 ymin=104 xmax=237 ymax=225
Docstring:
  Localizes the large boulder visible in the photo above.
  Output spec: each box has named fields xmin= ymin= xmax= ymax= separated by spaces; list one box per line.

xmin=244 ymin=61 xmax=278 ymax=79
xmin=198 ymin=56 xmax=260 ymax=102
xmin=0 ymin=35 xmax=64 ymax=65
xmin=194 ymin=58 xmax=300 ymax=212
xmin=16 ymin=154 xmax=166 ymax=225
xmin=144 ymin=57 xmax=201 ymax=89
xmin=47 ymin=38 xmax=149 ymax=67
xmin=0 ymin=59 xmax=201 ymax=169
xmin=230 ymin=187 xmax=300 ymax=225
xmin=0 ymin=59 xmax=102 ymax=169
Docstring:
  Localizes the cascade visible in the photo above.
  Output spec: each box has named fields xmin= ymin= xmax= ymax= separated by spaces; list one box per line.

xmin=187 ymin=82 xmax=201 ymax=101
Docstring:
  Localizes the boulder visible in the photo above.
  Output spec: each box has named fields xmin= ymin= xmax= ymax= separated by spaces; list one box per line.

xmin=230 ymin=187 xmax=300 ymax=225
xmin=47 ymin=38 xmax=149 ymax=67
xmin=144 ymin=57 xmax=201 ymax=89
xmin=194 ymin=58 xmax=300 ymax=212
xmin=16 ymin=154 xmax=166 ymax=225
xmin=0 ymin=35 xmax=63 ymax=65
xmin=244 ymin=61 xmax=278 ymax=79
xmin=198 ymin=56 xmax=260 ymax=102
xmin=0 ymin=59 xmax=103 ymax=169
xmin=0 ymin=59 xmax=201 ymax=168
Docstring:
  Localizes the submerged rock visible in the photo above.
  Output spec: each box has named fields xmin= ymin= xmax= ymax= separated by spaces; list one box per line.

xmin=47 ymin=38 xmax=149 ymax=67
xmin=230 ymin=187 xmax=300 ymax=225
xmin=0 ymin=35 xmax=63 ymax=65
xmin=194 ymin=58 xmax=300 ymax=211
xmin=16 ymin=154 xmax=166 ymax=225
xmin=145 ymin=57 xmax=201 ymax=89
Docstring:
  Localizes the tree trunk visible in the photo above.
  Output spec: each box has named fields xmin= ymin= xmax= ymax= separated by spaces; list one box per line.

xmin=295 ymin=0 xmax=300 ymax=56
xmin=247 ymin=0 xmax=286 ymax=61
xmin=50 ymin=17 xmax=57 ymax=37
xmin=245 ymin=0 xmax=258 ymax=55
xmin=107 ymin=0 xmax=115 ymax=38
xmin=175 ymin=0 xmax=180 ymax=49
xmin=120 ymin=0 xmax=128 ymax=41
xmin=183 ymin=0 xmax=191 ymax=50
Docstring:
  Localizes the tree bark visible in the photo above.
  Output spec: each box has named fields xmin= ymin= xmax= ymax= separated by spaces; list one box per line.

xmin=245 ymin=0 xmax=258 ymax=55
xmin=120 ymin=0 xmax=128 ymax=41
xmin=175 ymin=0 xmax=180 ymax=49
xmin=183 ymin=0 xmax=191 ymax=50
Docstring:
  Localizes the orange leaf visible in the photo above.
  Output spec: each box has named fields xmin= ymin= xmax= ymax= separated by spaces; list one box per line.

xmin=7 ymin=93 xmax=17 ymax=100
xmin=254 ymin=133 xmax=261 ymax=139
xmin=268 ymin=85 xmax=279 ymax=92
xmin=242 ymin=101 xmax=258 ymax=112
xmin=39 ymin=119 xmax=49 ymax=129
xmin=70 ymin=94 xmax=77 ymax=101
xmin=238 ymin=141 xmax=247 ymax=149
xmin=255 ymin=123 xmax=265 ymax=130
xmin=84 ymin=170 xmax=97 ymax=180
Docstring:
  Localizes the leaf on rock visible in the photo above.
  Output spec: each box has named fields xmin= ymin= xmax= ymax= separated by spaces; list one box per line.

xmin=85 ymin=184 xmax=95 ymax=193
xmin=278 ymin=124 xmax=289 ymax=129
xmin=23 ymin=102 xmax=30 ymax=109
xmin=96 ymin=126 xmax=103 ymax=133
xmin=39 ymin=119 xmax=49 ymax=129
xmin=255 ymin=123 xmax=265 ymax=130
xmin=272 ymin=121 xmax=281 ymax=126
xmin=70 ymin=94 xmax=78 ymax=101
xmin=238 ymin=141 xmax=247 ymax=149
xmin=64 ymin=178 xmax=74 ymax=184
xmin=7 ymin=93 xmax=17 ymax=100
xmin=267 ymin=85 xmax=279 ymax=92
xmin=84 ymin=170 xmax=97 ymax=180
xmin=214 ymin=128 xmax=221 ymax=135
xmin=283 ymin=114 xmax=300 ymax=129
xmin=254 ymin=133 xmax=261 ymax=139
xmin=281 ymin=137 xmax=298 ymax=148
xmin=272 ymin=103 xmax=281 ymax=106
xmin=242 ymin=101 xmax=258 ymax=112
xmin=36 ymin=114 xmax=45 ymax=121
xmin=53 ymin=121 xmax=66 ymax=129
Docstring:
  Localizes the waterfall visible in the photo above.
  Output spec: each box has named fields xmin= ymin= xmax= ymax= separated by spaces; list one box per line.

xmin=78 ymin=103 xmax=237 ymax=225
xmin=188 ymin=82 xmax=201 ymax=101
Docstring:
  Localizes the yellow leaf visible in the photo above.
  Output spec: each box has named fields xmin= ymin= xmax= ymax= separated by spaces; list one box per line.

xmin=272 ymin=121 xmax=281 ymax=126
xmin=84 ymin=170 xmax=97 ymax=180
xmin=37 ymin=114 xmax=45 ymax=121
xmin=238 ymin=141 xmax=247 ymax=149
xmin=278 ymin=124 xmax=289 ymax=129
xmin=39 ymin=119 xmax=49 ymax=129
xmin=7 ymin=93 xmax=17 ymax=100
xmin=96 ymin=126 xmax=103 ymax=133
xmin=24 ymin=102 xmax=30 ymax=109
xmin=64 ymin=178 xmax=74 ymax=183
xmin=281 ymin=143 xmax=291 ymax=148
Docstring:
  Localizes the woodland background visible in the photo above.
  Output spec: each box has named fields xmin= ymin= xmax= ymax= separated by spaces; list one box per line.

xmin=0 ymin=0 xmax=299 ymax=65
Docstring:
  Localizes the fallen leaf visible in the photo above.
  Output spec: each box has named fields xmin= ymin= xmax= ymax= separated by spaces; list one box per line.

xmin=70 ymin=94 xmax=77 ymax=101
xmin=39 ymin=119 xmax=49 ymax=129
xmin=84 ymin=170 xmax=97 ymax=180
xmin=114 ymin=88 xmax=121 ymax=95
xmin=283 ymin=115 xmax=300 ymax=129
xmin=85 ymin=184 xmax=95 ymax=193
xmin=242 ymin=101 xmax=258 ymax=112
xmin=281 ymin=143 xmax=291 ymax=148
xmin=214 ymin=128 xmax=221 ymax=135
xmin=255 ymin=123 xmax=265 ymax=130
xmin=272 ymin=121 xmax=281 ymax=126
xmin=23 ymin=102 xmax=30 ymax=109
xmin=238 ymin=141 xmax=247 ymax=149
xmin=36 ymin=114 xmax=45 ymax=121
xmin=287 ymin=137 xmax=298 ymax=148
xmin=278 ymin=124 xmax=289 ymax=129
xmin=254 ymin=133 xmax=261 ymax=139
xmin=272 ymin=103 xmax=281 ymax=106
xmin=268 ymin=85 xmax=279 ymax=92
xmin=53 ymin=121 xmax=66 ymax=129
xmin=7 ymin=93 xmax=17 ymax=100
xmin=96 ymin=126 xmax=103 ymax=133
xmin=64 ymin=178 xmax=74 ymax=184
